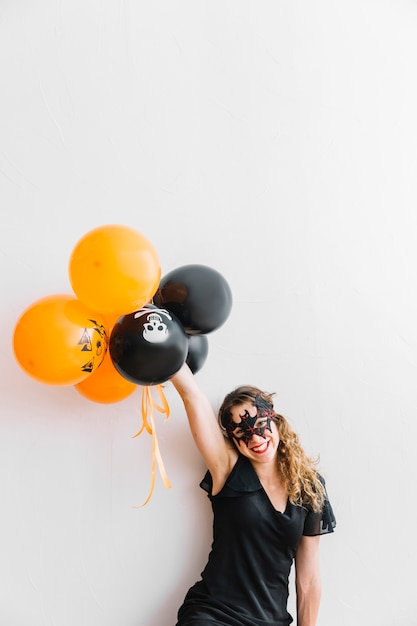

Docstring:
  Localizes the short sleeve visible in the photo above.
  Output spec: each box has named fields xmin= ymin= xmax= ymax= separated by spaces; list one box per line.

xmin=303 ymin=476 xmax=336 ymax=536
xmin=200 ymin=470 xmax=213 ymax=494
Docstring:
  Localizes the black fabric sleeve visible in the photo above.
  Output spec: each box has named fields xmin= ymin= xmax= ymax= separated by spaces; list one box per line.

xmin=303 ymin=476 xmax=336 ymax=536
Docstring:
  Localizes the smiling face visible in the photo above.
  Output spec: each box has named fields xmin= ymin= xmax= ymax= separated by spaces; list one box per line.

xmin=225 ymin=395 xmax=280 ymax=462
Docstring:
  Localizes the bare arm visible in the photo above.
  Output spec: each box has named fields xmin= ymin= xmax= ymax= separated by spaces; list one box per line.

xmin=170 ymin=363 xmax=237 ymax=490
xmin=295 ymin=535 xmax=322 ymax=626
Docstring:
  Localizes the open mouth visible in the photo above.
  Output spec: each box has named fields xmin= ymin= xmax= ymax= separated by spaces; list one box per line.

xmin=250 ymin=441 xmax=270 ymax=454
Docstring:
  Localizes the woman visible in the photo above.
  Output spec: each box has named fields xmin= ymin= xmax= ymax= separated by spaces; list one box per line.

xmin=171 ymin=363 xmax=336 ymax=626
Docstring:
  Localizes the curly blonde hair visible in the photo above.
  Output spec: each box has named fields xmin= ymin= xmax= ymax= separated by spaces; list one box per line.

xmin=218 ymin=385 xmax=326 ymax=513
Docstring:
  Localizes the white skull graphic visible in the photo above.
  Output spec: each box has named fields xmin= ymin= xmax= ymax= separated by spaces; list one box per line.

xmin=142 ymin=313 xmax=169 ymax=344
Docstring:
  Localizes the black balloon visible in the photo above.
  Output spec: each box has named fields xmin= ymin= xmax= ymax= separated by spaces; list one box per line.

xmin=186 ymin=334 xmax=209 ymax=374
xmin=153 ymin=264 xmax=232 ymax=334
xmin=109 ymin=304 xmax=188 ymax=386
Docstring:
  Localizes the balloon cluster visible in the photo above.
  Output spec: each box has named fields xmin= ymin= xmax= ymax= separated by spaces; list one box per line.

xmin=12 ymin=224 xmax=232 ymax=504
xmin=13 ymin=225 xmax=232 ymax=400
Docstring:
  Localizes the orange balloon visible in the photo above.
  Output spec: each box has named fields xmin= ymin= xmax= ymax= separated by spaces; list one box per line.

xmin=75 ymin=351 xmax=137 ymax=403
xmin=13 ymin=294 xmax=108 ymax=386
xmin=102 ymin=312 xmax=122 ymax=330
xmin=68 ymin=224 xmax=161 ymax=315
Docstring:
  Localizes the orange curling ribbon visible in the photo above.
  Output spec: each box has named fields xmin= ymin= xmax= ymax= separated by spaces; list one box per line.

xmin=132 ymin=384 xmax=172 ymax=507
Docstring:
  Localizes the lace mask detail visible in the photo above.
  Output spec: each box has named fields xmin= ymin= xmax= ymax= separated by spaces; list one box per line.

xmin=225 ymin=394 xmax=274 ymax=446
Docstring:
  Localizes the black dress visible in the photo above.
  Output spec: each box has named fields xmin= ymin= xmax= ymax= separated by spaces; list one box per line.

xmin=175 ymin=455 xmax=336 ymax=626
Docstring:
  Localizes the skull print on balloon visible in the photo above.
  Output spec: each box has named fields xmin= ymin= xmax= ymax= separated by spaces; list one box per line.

xmin=110 ymin=304 xmax=188 ymax=386
xmin=138 ymin=310 xmax=170 ymax=344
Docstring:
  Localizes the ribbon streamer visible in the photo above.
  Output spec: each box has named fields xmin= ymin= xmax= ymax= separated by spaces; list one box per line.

xmin=132 ymin=384 xmax=172 ymax=506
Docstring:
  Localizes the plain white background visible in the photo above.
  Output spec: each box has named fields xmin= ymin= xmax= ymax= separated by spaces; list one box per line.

xmin=1 ymin=1 xmax=417 ymax=624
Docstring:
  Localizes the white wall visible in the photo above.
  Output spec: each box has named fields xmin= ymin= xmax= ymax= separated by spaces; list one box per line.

xmin=1 ymin=1 xmax=416 ymax=624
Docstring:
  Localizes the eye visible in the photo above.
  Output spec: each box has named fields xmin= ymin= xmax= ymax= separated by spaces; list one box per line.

xmin=256 ymin=419 xmax=268 ymax=428
xmin=233 ymin=428 xmax=244 ymax=438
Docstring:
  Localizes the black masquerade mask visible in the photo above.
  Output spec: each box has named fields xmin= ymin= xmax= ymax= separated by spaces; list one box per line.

xmin=225 ymin=395 xmax=275 ymax=446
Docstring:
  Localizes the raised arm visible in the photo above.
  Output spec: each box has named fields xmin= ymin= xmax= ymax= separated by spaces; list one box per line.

xmin=170 ymin=363 xmax=237 ymax=491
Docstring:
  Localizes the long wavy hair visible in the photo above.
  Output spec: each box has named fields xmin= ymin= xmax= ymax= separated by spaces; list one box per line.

xmin=218 ymin=385 xmax=325 ymax=513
